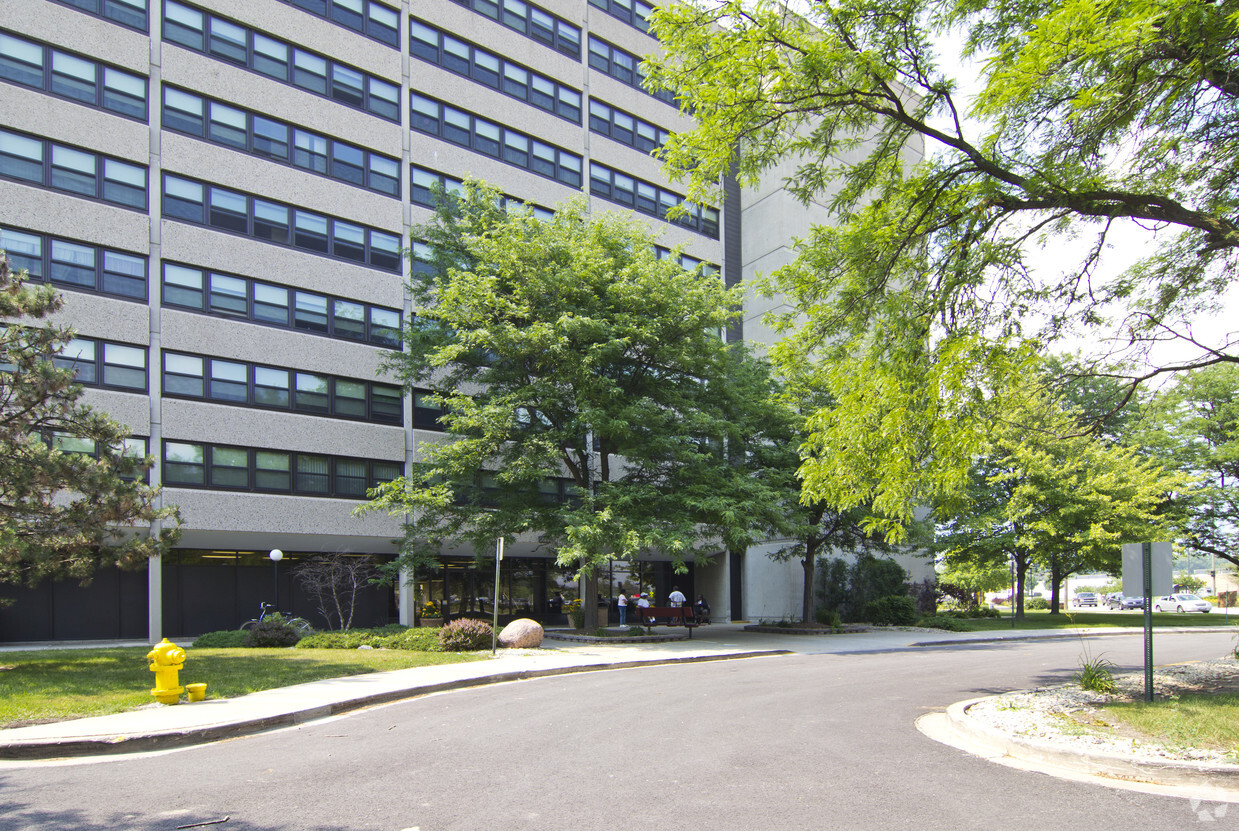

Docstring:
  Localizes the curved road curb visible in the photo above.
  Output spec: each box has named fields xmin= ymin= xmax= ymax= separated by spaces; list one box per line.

xmin=940 ymin=694 xmax=1239 ymax=791
xmin=0 ymin=650 xmax=788 ymax=761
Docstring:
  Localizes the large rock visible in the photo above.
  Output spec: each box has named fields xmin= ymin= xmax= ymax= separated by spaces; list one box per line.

xmin=498 ymin=618 xmax=544 ymax=649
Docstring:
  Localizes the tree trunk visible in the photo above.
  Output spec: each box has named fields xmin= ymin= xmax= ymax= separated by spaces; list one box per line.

xmin=582 ymin=571 xmax=599 ymax=629
xmin=802 ymin=533 xmax=822 ymax=624
xmin=1049 ymin=560 xmax=1064 ymax=614
xmin=1014 ymin=555 xmax=1030 ymax=620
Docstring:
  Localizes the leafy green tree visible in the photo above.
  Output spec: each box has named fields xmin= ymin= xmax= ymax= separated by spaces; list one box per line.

xmin=935 ymin=383 xmax=1192 ymax=617
xmin=1135 ymin=364 xmax=1239 ymax=569
xmin=646 ymin=0 xmax=1239 ymax=538
xmin=359 ymin=182 xmax=790 ymax=626
xmin=0 ymin=254 xmax=180 ymax=590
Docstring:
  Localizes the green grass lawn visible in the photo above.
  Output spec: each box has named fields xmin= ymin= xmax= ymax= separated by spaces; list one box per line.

xmin=1100 ymin=693 xmax=1239 ymax=757
xmin=0 ymin=647 xmax=485 ymax=728
xmin=962 ymin=609 xmax=1239 ymax=631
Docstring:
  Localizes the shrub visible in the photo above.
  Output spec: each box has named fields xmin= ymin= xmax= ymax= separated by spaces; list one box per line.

xmin=864 ymin=595 xmax=919 ymax=626
xmin=918 ymin=615 xmax=974 ymax=632
xmin=1027 ymin=597 xmax=1050 ymax=610
xmin=438 ymin=617 xmax=493 ymax=651
xmin=1075 ymin=655 xmax=1117 ymax=694
xmin=295 ymin=625 xmax=442 ymax=651
xmin=244 ymin=617 xmax=301 ymax=648
xmin=815 ymin=608 xmax=843 ymax=629
xmin=192 ymin=630 xmax=249 ymax=648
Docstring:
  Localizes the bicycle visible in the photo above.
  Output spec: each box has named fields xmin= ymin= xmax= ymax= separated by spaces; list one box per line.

xmin=240 ymin=602 xmax=315 ymax=636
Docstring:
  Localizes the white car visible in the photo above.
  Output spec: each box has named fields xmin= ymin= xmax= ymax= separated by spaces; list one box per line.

xmin=1152 ymin=594 xmax=1213 ymax=613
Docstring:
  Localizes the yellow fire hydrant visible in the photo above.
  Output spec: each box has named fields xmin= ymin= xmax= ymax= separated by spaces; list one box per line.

xmin=147 ymin=638 xmax=186 ymax=705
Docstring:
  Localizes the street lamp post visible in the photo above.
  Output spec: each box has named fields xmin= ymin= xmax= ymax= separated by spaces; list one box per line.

xmin=269 ymin=549 xmax=283 ymax=612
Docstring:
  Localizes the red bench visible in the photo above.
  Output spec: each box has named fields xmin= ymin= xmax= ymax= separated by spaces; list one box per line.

xmin=638 ymin=606 xmax=699 ymax=638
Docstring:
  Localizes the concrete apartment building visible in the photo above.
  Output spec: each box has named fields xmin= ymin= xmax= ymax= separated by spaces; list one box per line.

xmin=0 ymin=0 xmax=928 ymax=642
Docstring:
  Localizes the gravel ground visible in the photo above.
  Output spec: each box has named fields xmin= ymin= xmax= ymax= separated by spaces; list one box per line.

xmin=967 ymin=656 xmax=1239 ymax=765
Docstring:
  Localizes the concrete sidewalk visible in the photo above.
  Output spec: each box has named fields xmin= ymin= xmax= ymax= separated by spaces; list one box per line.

xmin=1 ymin=622 xmax=1234 ymax=779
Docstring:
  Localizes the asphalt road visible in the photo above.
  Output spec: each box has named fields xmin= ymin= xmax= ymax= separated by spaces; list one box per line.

xmin=1 ymin=631 xmax=1234 ymax=831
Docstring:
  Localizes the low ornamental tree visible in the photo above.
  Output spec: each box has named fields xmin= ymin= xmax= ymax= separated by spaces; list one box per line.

xmin=359 ymin=181 xmax=790 ymax=627
xmin=0 ymin=253 xmax=180 ymax=591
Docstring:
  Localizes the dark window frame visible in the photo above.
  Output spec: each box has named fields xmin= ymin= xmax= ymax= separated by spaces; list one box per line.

xmin=408 ymin=19 xmax=581 ymax=124
xmin=161 ymin=84 xmax=400 ymax=198
xmin=49 ymin=0 xmax=148 ymax=32
xmin=446 ymin=0 xmax=580 ymax=58
xmin=0 ymin=29 xmax=148 ymax=121
xmin=0 ymin=225 xmax=147 ymax=301
xmin=161 ymin=439 xmax=402 ymax=499
xmin=408 ymin=95 xmax=582 ymax=188
xmin=161 ymin=0 xmax=400 ymax=123
xmin=160 ymin=172 xmax=401 ymax=273
xmin=160 ymin=260 xmax=402 ymax=349
xmin=275 ymin=0 xmax=399 ymax=47
xmin=0 ymin=127 xmax=148 ymax=211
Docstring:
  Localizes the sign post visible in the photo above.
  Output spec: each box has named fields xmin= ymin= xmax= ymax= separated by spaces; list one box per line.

xmin=491 ymin=537 xmax=503 ymax=656
xmin=1123 ymin=541 xmax=1171 ymax=703
xmin=1142 ymin=542 xmax=1154 ymax=702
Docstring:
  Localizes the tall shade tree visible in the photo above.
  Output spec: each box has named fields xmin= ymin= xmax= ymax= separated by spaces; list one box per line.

xmin=359 ymin=183 xmax=790 ymax=626
xmin=1134 ymin=363 xmax=1239 ymax=570
xmin=0 ymin=254 xmax=180 ymax=590
xmin=935 ymin=382 xmax=1193 ymax=617
xmin=646 ymin=0 xmax=1239 ymax=539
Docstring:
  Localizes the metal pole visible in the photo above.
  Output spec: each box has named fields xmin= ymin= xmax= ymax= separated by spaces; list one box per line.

xmin=1143 ymin=541 xmax=1154 ymax=703
xmin=492 ymin=537 xmax=503 ymax=656
xmin=269 ymin=549 xmax=283 ymax=612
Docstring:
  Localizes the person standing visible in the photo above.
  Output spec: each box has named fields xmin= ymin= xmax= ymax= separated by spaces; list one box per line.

xmin=668 ymin=586 xmax=686 ymax=607
xmin=617 ymin=589 xmax=628 ymax=626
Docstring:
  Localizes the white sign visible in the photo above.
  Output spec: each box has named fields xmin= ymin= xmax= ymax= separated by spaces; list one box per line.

xmin=1122 ymin=542 xmax=1173 ymax=599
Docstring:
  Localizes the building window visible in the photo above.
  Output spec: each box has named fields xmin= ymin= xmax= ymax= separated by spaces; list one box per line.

xmin=162 ymin=0 xmax=400 ymax=122
xmin=0 ymin=128 xmax=147 ymax=211
xmin=590 ymin=162 xmax=719 ymax=239
xmin=162 ymin=441 xmax=401 ymax=498
xmin=0 ymin=226 xmax=146 ymax=301
xmin=587 ymin=0 xmax=653 ymax=34
xmin=161 ymin=262 xmax=402 ymax=348
xmin=276 ymin=0 xmax=399 ymax=47
xmin=160 ymin=173 xmax=401 ymax=272
xmin=447 ymin=0 xmax=579 ymax=58
xmin=53 ymin=336 xmax=147 ymax=392
xmin=409 ymin=20 xmax=581 ymax=123
xmin=587 ymin=36 xmax=676 ymax=106
xmin=50 ymin=0 xmax=147 ymax=31
xmin=588 ymin=98 xmax=669 ymax=154
xmin=0 ymin=31 xmax=148 ymax=121
xmin=408 ymin=95 xmax=582 ymax=188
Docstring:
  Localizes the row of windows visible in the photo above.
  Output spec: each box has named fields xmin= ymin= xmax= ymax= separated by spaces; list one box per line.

xmin=161 ymin=173 xmax=402 ymax=272
xmin=0 ymin=30 xmax=147 ymax=121
xmin=410 ymin=94 xmax=583 ymax=189
xmin=590 ymin=162 xmax=719 ymax=239
xmin=50 ymin=433 xmax=148 ymax=481
xmin=163 ymin=0 xmax=400 ymax=123
xmin=0 ymin=128 xmax=146 ymax=210
xmin=51 ymin=0 xmax=147 ymax=31
xmin=162 ymin=262 xmax=402 ymax=348
xmin=163 ymin=440 xmax=401 ymax=499
xmin=654 ymin=246 xmax=721 ymax=278
xmin=589 ymin=98 xmax=669 ymax=155
xmin=408 ymin=165 xmax=553 ymax=221
xmin=0 ymin=227 xmax=146 ymax=301
xmin=276 ymin=0 xmax=399 ymax=47
xmin=409 ymin=19 xmax=582 ymax=124
xmin=163 ymin=351 xmax=402 ymax=425
xmin=588 ymin=0 xmax=653 ymax=34
xmin=447 ymin=0 xmax=581 ymax=59
xmin=55 ymin=336 xmax=148 ymax=392
xmin=162 ymin=85 xmax=400 ymax=198
xmin=588 ymin=36 xmax=675 ymax=106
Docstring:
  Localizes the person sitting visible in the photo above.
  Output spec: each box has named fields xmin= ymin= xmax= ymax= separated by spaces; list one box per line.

xmin=695 ymin=594 xmax=710 ymax=624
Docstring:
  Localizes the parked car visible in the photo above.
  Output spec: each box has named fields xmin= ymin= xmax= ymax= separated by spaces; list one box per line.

xmin=1152 ymin=594 xmax=1212 ymax=613
xmin=1119 ymin=596 xmax=1145 ymax=610
xmin=1073 ymin=592 xmax=1099 ymax=607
